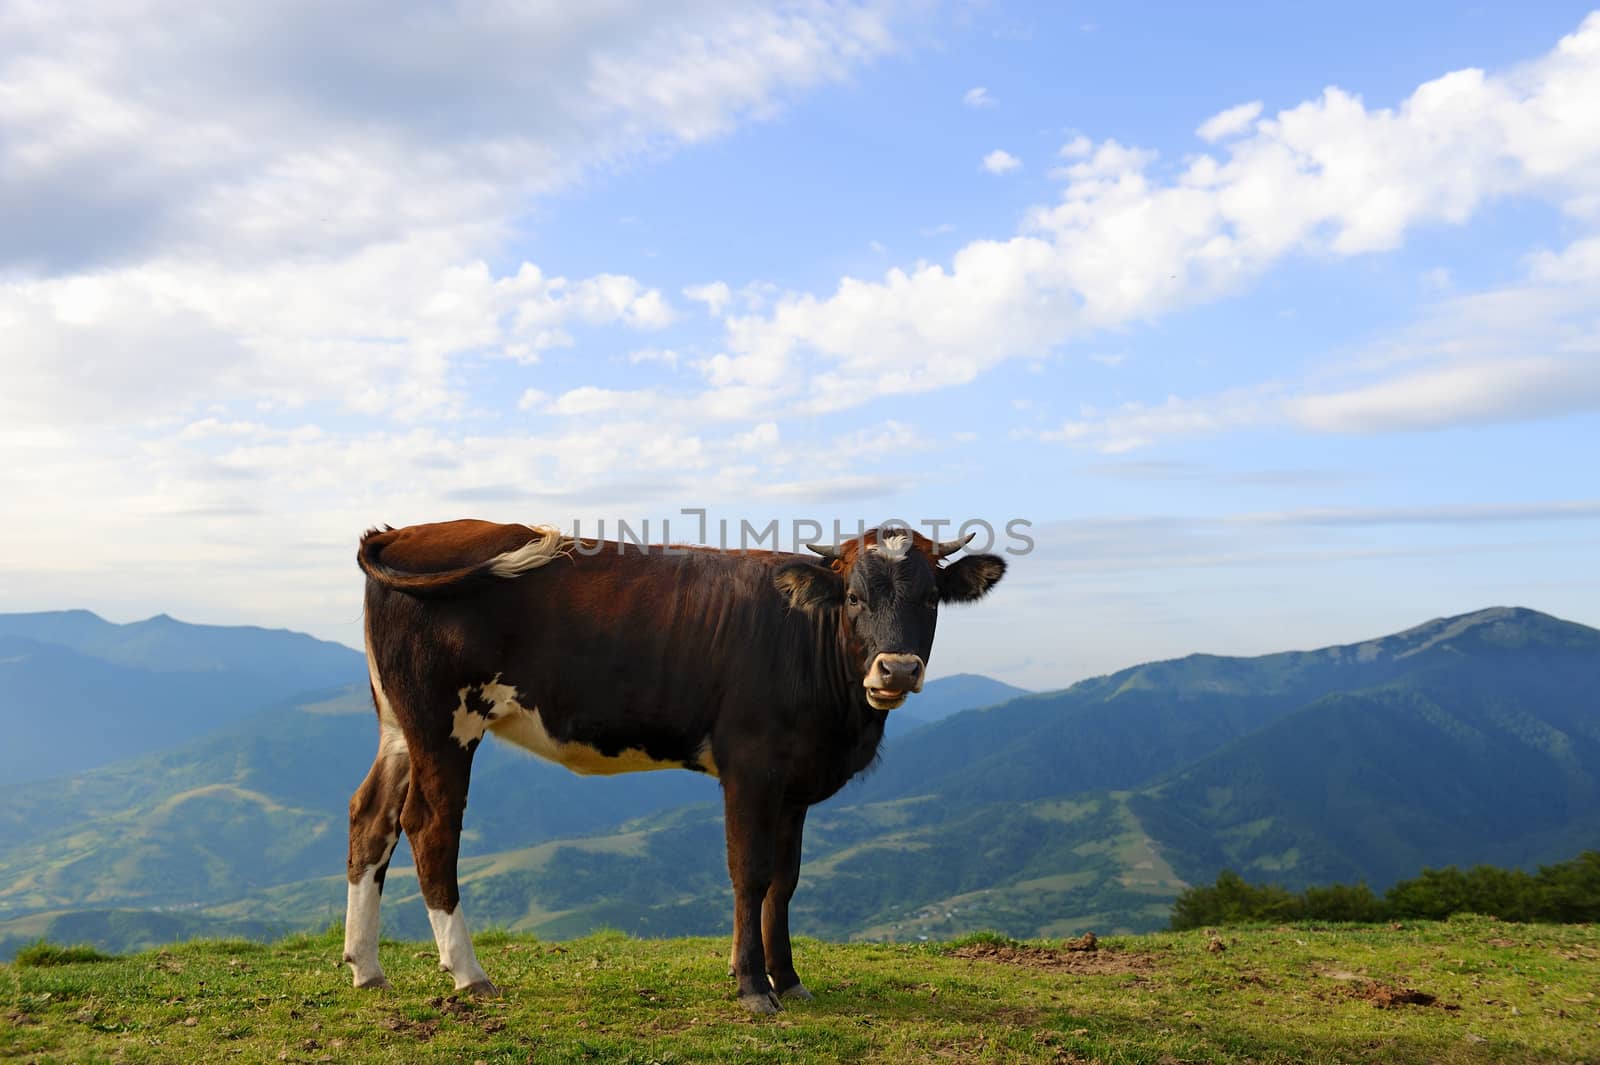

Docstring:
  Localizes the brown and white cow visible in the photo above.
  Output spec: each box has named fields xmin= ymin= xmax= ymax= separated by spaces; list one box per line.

xmin=344 ymin=519 xmax=1005 ymax=1012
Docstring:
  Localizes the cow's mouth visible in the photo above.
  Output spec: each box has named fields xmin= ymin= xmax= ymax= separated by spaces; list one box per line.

xmin=866 ymin=687 xmax=908 ymax=710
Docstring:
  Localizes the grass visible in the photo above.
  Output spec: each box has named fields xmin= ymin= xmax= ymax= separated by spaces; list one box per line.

xmin=3 ymin=915 xmax=1597 ymax=1063
xmin=11 ymin=942 xmax=116 ymax=968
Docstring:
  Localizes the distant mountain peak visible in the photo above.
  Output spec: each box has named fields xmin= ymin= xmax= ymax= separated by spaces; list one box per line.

xmin=1372 ymin=606 xmax=1596 ymax=660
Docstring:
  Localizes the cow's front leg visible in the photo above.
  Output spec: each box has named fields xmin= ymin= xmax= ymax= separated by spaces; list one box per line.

xmin=401 ymin=739 xmax=496 ymax=997
xmin=722 ymin=774 xmax=782 ymax=1014
xmin=763 ymin=803 xmax=812 ymax=1001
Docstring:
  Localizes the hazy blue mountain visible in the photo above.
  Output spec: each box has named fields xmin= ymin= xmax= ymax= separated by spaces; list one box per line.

xmin=899 ymin=673 xmax=1030 ymax=721
xmin=853 ymin=607 xmax=1595 ymax=808
xmin=1132 ymin=607 xmax=1600 ymax=890
xmin=0 ymin=609 xmax=363 ymax=680
xmin=0 ymin=610 xmax=365 ymax=781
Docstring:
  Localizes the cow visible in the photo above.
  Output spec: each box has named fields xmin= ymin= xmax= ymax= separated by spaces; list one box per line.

xmin=343 ymin=519 xmax=1006 ymax=1013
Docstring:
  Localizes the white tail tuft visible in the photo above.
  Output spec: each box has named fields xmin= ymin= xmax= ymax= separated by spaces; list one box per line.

xmin=486 ymin=525 xmax=570 ymax=578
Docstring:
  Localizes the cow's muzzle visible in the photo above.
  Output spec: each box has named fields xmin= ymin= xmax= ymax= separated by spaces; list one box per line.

xmin=864 ymin=653 xmax=924 ymax=710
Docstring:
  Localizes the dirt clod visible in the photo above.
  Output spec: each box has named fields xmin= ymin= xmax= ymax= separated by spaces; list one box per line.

xmin=1062 ymin=932 xmax=1098 ymax=952
xmin=379 ymin=1014 xmax=439 ymax=1041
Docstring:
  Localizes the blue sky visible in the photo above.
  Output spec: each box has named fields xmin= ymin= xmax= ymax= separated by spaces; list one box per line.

xmin=2 ymin=1 xmax=1598 ymax=688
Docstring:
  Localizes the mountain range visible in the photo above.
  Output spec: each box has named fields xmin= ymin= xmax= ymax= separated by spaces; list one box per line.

xmin=0 ymin=605 xmax=1595 ymax=957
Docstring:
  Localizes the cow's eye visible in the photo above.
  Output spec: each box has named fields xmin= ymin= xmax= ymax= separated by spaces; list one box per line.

xmin=846 ymin=591 xmax=861 ymax=608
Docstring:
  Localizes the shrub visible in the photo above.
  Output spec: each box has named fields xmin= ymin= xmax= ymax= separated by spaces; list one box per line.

xmin=12 ymin=940 xmax=116 ymax=967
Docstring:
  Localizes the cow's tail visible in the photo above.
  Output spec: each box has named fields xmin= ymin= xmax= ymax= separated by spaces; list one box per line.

xmin=358 ymin=524 xmax=569 ymax=597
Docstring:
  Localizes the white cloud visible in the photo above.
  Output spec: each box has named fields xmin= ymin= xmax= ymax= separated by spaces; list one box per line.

xmin=718 ymin=14 xmax=1600 ymax=411
xmin=1057 ymin=135 xmax=1094 ymax=159
xmin=546 ymin=387 xmax=664 ymax=417
xmin=0 ymin=1 xmax=904 ymax=273
xmin=0 ymin=244 xmax=676 ymax=423
xmin=1038 ymin=228 xmax=1600 ymax=449
xmin=963 ymin=86 xmax=995 ymax=108
xmin=1289 ymin=357 xmax=1600 ymax=433
xmin=981 ymin=148 xmax=1022 ymax=174
xmin=731 ymin=421 xmax=781 ymax=453
xmin=1230 ymin=501 xmax=1600 ymax=527
xmin=683 ymin=281 xmax=733 ymax=315
xmin=628 ymin=347 xmax=682 ymax=368
xmin=1420 ymin=266 xmax=1454 ymax=291
xmin=0 ymin=1 xmax=916 ymax=429
xmin=1036 ymin=389 xmax=1279 ymax=453
xmin=1196 ymin=100 xmax=1262 ymax=142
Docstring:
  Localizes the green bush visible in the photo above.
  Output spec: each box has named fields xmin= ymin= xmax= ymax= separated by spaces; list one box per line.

xmin=12 ymin=940 xmax=116 ymax=967
xmin=1170 ymin=850 xmax=1600 ymax=929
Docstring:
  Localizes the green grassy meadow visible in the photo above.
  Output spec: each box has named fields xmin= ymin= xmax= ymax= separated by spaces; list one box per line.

xmin=4 ymin=916 xmax=1597 ymax=1064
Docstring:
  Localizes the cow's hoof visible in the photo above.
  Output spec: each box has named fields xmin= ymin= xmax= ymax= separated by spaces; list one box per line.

xmin=777 ymin=982 xmax=814 ymax=1002
xmin=462 ymin=979 xmax=501 ymax=999
xmin=739 ymin=990 xmax=783 ymax=1015
xmin=353 ymin=974 xmax=391 ymax=991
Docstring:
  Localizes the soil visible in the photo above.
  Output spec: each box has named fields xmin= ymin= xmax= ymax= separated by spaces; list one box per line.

xmin=948 ymin=942 xmax=1157 ymax=974
xmin=1348 ymin=982 xmax=1459 ymax=1010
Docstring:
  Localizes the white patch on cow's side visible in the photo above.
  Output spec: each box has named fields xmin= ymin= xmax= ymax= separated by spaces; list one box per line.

xmin=427 ymin=906 xmax=490 ymax=990
xmin=695 ymin=738 xmax=720 ymax=778
xmin=486 ymin=525 xmax=568 ymax=578
xmin=451 ymin=672 xmax=521 ymax=750
xmin=451 ymin=674 xmax=684 ymax=775
xmin=344 ymin=849 xmax=394 ymax=988
xmin=490 ymin=706 xmax=684 ymax=775
xmin=450 ymin=702 xmax=491 ymax=749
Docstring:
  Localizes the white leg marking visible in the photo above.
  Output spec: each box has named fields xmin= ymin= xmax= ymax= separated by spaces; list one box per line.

xmin=427 ymin=906 xmax=491 ymax=992
xmin=344 ymin=860 xmax=390 ymax=988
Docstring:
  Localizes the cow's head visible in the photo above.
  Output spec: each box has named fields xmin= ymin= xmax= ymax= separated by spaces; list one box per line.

xmin=774 ymin=527 xmax=1006 ymax=710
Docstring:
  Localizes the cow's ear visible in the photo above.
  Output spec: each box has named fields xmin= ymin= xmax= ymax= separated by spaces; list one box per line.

xmin=938 ymin=553 xmax=1006 ymax=604
xmin=775 ymin=561 xmax=844 ymax=612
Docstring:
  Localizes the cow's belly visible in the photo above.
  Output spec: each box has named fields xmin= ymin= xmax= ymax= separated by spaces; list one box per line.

xmin=452 ymin=675 xmax=716 ymax=777
xmin=489 ymin=711 xmax=710 ymax=776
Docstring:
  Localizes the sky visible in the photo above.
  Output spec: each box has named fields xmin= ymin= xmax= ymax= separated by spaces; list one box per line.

xmin=3 ymin=1 xmax=1599 ymax=690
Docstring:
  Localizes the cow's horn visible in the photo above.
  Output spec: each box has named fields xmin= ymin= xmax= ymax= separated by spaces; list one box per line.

xmin=932 ymin=533 xmax=975 ymax=558
xmin=807 ymin=542 xmax=842 ymax=560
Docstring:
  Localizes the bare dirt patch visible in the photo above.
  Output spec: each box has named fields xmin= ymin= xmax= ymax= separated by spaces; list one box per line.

xmin=948 ymin=942 xmax=1157 ymax=974
xmin=378 ymin=1014 xmax=439 ymax=1041
xmin=1346 ymin=982 xmax=1459 ymax=1011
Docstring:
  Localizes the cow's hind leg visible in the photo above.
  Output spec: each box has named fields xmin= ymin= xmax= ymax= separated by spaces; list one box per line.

xmin=402 ymin=736 xmax=496 ymax=996
xmin=763 ymin=803 xmax=812 ymax=1002
xmin=723 ymin=772 xmax=783 ymax=1014
xmin=344 ymin=720 xmax=409 ymax=989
